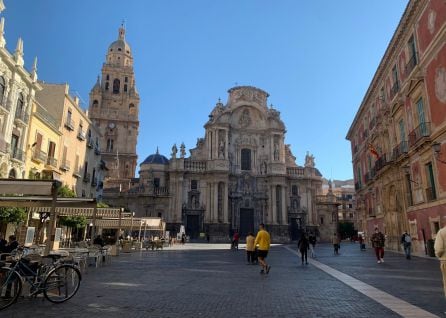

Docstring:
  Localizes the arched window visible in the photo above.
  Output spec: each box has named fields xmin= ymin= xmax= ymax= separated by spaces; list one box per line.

xmin=16 ymin=93 xmax=24 ymax=115
xmin=129 ymin=103 xmax=136 ymax=115
xmin=92 ymin=100 xmax=98 ymax=107
xmin=113 ymin=79 xmax=120 ymax=94
xmin=0 ymin=76 xmax=5 ymax=104
xmin=241 ymin=149 xmax=251 ymax=171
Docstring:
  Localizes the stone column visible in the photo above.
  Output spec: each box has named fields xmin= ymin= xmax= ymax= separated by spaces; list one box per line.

xmin=213 ymin=182 xmax=219 ymax=222
xmin=282 ymin=185 xmax=287 ymax=225
xmin=223 ymin=182 xmax=228 ymax=223
xmin=271 ymin=185 xmax=276 ymax=224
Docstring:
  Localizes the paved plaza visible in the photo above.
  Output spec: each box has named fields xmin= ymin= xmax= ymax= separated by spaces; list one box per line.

xmin=2 ymin=242 xmax=445 ymax=318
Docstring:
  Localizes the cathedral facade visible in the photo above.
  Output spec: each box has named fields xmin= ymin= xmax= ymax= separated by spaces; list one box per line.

xmin=104 ymin=86 xmax=324 ymax=242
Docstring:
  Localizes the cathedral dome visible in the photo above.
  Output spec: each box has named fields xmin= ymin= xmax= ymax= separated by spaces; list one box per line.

xmin=108 ymin=25 xmax=132 ymax=56
xmin=141 ymin=150 xmax=169 ymax=165
xmin=108 ymin=39 xmax=131 ymax=55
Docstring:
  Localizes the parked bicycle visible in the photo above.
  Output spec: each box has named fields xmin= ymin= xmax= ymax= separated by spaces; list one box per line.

xmin=0 ymin=247 xmax=82 ymax=310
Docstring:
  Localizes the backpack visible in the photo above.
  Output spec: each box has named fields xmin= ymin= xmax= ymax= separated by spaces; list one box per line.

xmin=404 ymin=234 xmax=412 ymax=243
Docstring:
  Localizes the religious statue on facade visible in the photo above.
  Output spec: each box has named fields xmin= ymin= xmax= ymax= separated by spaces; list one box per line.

xmin=180 ymin=142 xmax=186 ymax=158
xmin=305 ymin=151 xmax=315 ymax=168
xmin=274 ymin=143 xmax=279 ymax=161
xmin=171 ymin=144 xmax=177 ymax=159
xmin=218 ymin=140 xmax=225 ymax=159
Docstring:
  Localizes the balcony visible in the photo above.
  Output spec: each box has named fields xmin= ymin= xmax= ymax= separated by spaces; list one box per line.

xmin=368 ymin=208 xmax=376 ymax=217
xmin=392 ymin=140 xmax=408 ymax=161
xmin=368 ymin=118 xmax=376 ymax=130
xmin=425 ymin=187 xmax=437 ymax=201
xmin=354 ymin=182 xmax=361 ymax=190
xmin=362 ymin=129 xmax=369 ymax=139
xmin=60 ymin=159 xmax=71 ymax=171
xmin=46 ymin=156 xmax=58 ymax=168
xmin=390 ymin=81 xmax=400 ymax=99
xmin=405 ymin=54 xmax=417 ymax=77
xmin=364 ymin=172 xmax=373 ymax=183
xmin=87 ymin=138 xmax=94 ymax=148
xmin=10 ymin=147 xmax=24 ymax=162
xmin=83 ymin=172 xmax=91 ymax=183
xmin=184 ymin=160 xmax=206 ymax=172
xmin=64 ymin=118 xmax=74 ymax=130
xmin=287 ymin=167 xmax=304 ymax=176
xmin=94 ymin=147 xmax=101 ymax=156
xmin=32 ymin=149 xmax=47 ymax=164
xmin=373 ymin=153 xmax=390 ymax=172
xmin=77 ymin=130 xmax=86 ymax=141
xmin=408 ymin=122 xmax=431 ymax=148
xmin=14 ymin=110 xmax=29 ymax=126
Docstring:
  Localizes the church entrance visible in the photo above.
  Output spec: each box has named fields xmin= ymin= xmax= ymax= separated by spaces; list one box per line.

xmin=290 ymin=218 xmax=302 ymax=241
xmin=239 ymin=208 xmax=254 ymax=237
xmin=186 ymin=215 xmax=200 ymax=239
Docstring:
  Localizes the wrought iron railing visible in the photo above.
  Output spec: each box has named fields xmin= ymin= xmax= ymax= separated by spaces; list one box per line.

xmin=392 ymin=141 xmax=408 ymax=160
xmin=405 ymin=54 xmax=417 ymax=77
xmin=408 ymin=122 xmax=430 ymax=147
xmin=65 ymin=118 xmax=74 ymax=130
xmin=46 ymin=156 xmax=58 ymax=167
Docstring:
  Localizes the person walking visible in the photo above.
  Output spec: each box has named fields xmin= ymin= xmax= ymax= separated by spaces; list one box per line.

xmin=371 ymin=227 xmax=385 ymax=263
xmin=401 ymin=231 xmax=412 ymax=260
xmin=434 ymin=224 xmax=446 ymax=299
xmin=359 ymin=234 xmax=366 ymax=251
xmin=332 ymin=233 xmax=340 ymax=255
xmin=298 ymin=233 xmax=310 ymax=265
xmin=245 ymin=232 xmax=256 ymax=264
xmin=232 ymin=231 xmax=240 ymax=250
xmin=254 ymin=223 xmax=271 ymax=275
xmin=308 ymin=234 xmax=317 ymax=258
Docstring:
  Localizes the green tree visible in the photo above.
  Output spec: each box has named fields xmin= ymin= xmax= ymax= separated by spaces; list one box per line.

xmin=59 ymin=216 xmax=87 ymax=242
xmin=0 ymin=207 xmax=27 ymax=234
xmin=58 ymin=185 xmax=76 ymax=198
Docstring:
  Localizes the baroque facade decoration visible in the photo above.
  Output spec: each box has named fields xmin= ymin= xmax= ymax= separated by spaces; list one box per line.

xmin=0 ymin=3 xmax=42 ymax=179
xmin=347 ymin=0 xmax=446 ymax=252
xmin=88 ymin=25 xmax=139 ymax=192
xmin=104 ymin=86 xmax=327 ymax=242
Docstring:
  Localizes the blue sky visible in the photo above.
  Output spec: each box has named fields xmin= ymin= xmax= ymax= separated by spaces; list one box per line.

xmin=2 ymin=0 xmax=408 ymax=180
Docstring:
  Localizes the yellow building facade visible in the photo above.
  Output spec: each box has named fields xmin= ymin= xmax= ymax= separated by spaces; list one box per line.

xmin=25 ymin=100 xmax=62 ymax=180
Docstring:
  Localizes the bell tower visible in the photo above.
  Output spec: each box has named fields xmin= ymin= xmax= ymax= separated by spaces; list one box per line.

xmin=88 ymin=25 xmax=139 ymax=190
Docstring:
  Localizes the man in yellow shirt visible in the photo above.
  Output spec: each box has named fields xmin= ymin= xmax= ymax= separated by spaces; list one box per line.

xmin=254 ymin=223 xmax=271 ymax=274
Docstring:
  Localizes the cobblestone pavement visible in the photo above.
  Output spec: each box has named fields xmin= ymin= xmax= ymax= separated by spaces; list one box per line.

xmin=307 ymin=242 xmax=445 ymax=317
xmin=1 ymin=242 xmax=443 ymax=318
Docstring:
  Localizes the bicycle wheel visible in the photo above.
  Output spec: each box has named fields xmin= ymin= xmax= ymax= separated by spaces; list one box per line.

xmin=0 ymin=268 xmax=22 ymax=310
xmin=43 ymin=264 xmax=81 ymax=303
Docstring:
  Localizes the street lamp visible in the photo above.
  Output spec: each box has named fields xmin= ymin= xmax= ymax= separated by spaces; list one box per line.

xmin=432 ymin=142 xmax=446 ymax=164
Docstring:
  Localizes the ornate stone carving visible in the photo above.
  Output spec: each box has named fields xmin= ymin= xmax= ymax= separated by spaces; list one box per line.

xmin=235 ymin=135 xmax=257 ymax=146
xmin=171 ymin=144 xmax=177 ymax=159
xmin=180 ymin=142 xmax=186 ymax=158
xmin=238 ymin=109 xmax=251 ymax=128
xmin=305 ymin=151 xmax=315 ymax=168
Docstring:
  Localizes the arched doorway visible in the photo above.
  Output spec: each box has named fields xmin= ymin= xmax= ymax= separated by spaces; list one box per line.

xmin=8 ymin=168 xmax=16 ymax=179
